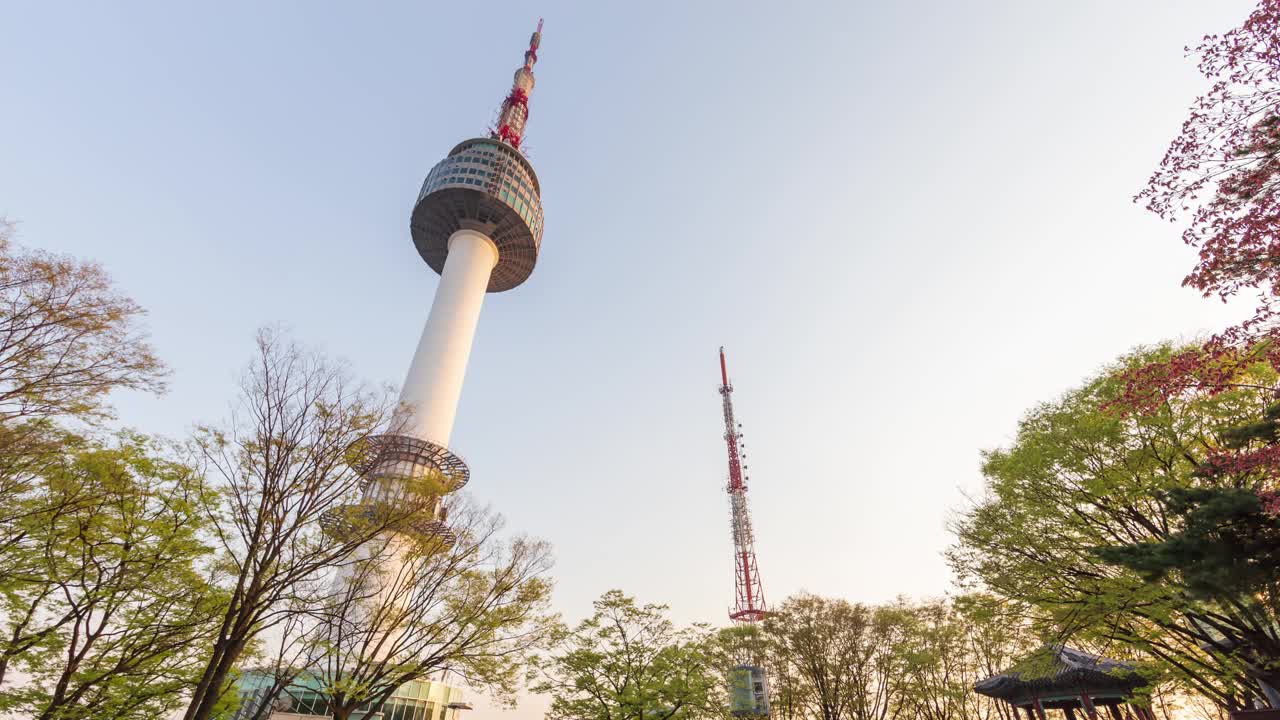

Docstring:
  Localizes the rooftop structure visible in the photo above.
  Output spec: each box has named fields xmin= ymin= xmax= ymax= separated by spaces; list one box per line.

xmin=974 ymin=645 xmax=1149 ymax=720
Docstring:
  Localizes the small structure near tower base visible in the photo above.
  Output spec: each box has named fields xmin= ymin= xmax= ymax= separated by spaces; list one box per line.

xmin=729 ymin=664 xmax=770 ymax=718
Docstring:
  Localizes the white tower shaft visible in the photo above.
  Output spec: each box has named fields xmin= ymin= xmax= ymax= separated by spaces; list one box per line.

xmin=398 ymin=229 xmax=499 ymax=445
xmin=316 ymin=21 xmax=545 ymax=677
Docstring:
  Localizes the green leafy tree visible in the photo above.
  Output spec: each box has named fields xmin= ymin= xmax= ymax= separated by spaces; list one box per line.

xmin=181 ymin=330 xmax=432 ymax=720
xmin=1098 ymin=482 xmax=1280 ymax=700
xmin=715 ymin=623 xmax=789 ymax=720
xmin=306 ymin=497 xmax=555 ymax=720
xmin=0 ymin=434 xmax=224 ymax=720
xmin=894 ymin=596 xmax=1033 ymax=720
xmin=531 ymin=590 xmax=727 ymax=720
xmin=1096 ymin=399 xmax=1280 ymax=653
xmin=723 ymin=594 xmax=1036 ymax=720
xmin=0 ymin=220 xmax=166 ymax=585
xmin=0 ymin=223 xmax=196 ymax=718
xmin=761 ymin=594 xmax=909 ymax=720
xmin=1099 ymin=487 xmax=1280 ymax=604
xmin=949 ymin=345 xmax=1280 ymax=709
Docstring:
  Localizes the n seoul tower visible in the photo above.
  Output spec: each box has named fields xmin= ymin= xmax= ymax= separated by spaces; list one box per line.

xmin=325 ymin=22 xmax=545 ymax=548
xmin=401 ymin=18 xmax=546 ymax=451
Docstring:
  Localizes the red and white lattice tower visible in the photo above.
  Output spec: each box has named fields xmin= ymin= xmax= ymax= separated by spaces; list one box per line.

xmin=718 ymin=347 xmax=767 ymax=624
xmin=717 ymin=348 xmax=771 ymax=718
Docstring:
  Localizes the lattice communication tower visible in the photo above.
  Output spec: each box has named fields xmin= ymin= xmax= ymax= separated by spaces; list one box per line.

xmin=717 ymin=348 xmax=771 ymax=718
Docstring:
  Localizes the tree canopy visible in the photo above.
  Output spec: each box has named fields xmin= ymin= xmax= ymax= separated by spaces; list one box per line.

xmin=305 ymin=498 xmax=555 ymax=720
xmin=1126 ymin=0 xmax=1280 ymax=404
xmin=950 ymin=344 xmax=1280 ymax=708
xmin=531 ymin=590 xmax=728 ymax=720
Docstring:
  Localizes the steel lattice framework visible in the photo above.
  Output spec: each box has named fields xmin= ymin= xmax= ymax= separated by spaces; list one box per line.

xmin=493 ymin=19 xmax=542 ymax=149
xmin=718 ymin=348 xmax=767 ymax=624
xmin=320 ymin=434 xmax=467 ymax=546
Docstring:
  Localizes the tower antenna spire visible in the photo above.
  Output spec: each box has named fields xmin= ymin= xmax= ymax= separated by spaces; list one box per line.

xmin=492 ymin=19 xmax=543 ymax=149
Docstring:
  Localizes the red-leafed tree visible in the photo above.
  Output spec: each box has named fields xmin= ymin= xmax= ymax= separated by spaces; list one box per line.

xmin=1127 ymin=0 xmax=1280 ymax=408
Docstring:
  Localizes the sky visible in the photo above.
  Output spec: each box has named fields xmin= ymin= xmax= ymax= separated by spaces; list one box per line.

xmin=0 ymin=1 xmax=1263 ymax=717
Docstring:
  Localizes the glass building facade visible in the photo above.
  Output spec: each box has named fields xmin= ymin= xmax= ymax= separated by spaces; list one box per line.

xmin=232 ymin=671 xmax=466 ymax=720
xmin=409 ymin=137 xmax=544 ymax=293
xmin=418 ymin=139 xmax=544 ymax=245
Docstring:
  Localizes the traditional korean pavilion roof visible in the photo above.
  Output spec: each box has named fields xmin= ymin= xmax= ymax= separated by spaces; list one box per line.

xmin=974 ymin=645 xmax=1146 ymax=706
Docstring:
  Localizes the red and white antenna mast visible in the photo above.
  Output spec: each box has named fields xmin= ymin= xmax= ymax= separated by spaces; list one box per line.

xmin=491 ymin=18 xmax=543 ymax=149
xmin=719 ymin=347 xmax=767 ymax=624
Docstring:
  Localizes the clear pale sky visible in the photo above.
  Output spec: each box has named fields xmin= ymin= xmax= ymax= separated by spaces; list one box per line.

xmin=0 ymin=1 xmax=1260 ymax=717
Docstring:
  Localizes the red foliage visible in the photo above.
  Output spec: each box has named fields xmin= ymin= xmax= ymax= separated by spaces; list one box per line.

xmin=1202 ymin=445 xmax=1280 ymax=478
xmin=1122 ymin=0 xmax=1280 ymax=408
xmin=1262 ymin=490 xmax=1280 ymax=516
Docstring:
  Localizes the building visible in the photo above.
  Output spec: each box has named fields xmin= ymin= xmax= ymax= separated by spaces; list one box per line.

xmin=232 ymin=672 xmax=467 ymax=720
xmin=973 ymin=645 xmax=1148 ymax=720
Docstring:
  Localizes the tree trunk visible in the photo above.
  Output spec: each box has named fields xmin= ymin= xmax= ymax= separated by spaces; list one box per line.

xmin=184 ymin=634 xmax=249 ymax=720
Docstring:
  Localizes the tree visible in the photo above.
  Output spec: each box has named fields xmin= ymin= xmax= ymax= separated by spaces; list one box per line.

xmin=716 ymin=623 xmax=813 ymax=720
xmin=894 ymin=596 xmax=1034 ymax=720
xmin=1098 ymin=484 xmax=1280 ymax=701
xmin=1126 ymin=0 xmax=1280 ymax=405
xmin=0 ymin=220 xmax=166 ymax=584
xmin=720 ymin=594 xmax=1038 ymax=720
xmin=761 ymin=594 xmax=908 ymax=720
xmin=1099 ymin=487 xmax=1280 ymax=606
xmin=531 ymin=590 xmax=727 ymax=720
xmin=0 ymin=219 xmax=163 ymax=424
xmin=228 ymin=612 xmax=312 ymax=720
xmin=0 ymin=222 xmax=197 ymax=718
xmin=760 ymin=641 xmax=805 ymax=720
xmin=949 ymin=345 xmax=1280 ymax=709
xmin=0 ymin=433 xmax=224 ymax=720
xmin=306 ymin=497 xmax=554 ymax=720
xmin=181 ymin=329 xmax=431 ymax=720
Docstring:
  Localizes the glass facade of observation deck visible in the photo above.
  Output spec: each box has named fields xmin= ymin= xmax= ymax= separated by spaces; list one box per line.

xmin=418 ymin=140 xmax=544 ymax=242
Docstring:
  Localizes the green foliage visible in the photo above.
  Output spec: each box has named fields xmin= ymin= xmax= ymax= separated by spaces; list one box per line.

xmin=949 ymin=344 xmax=1280 ymax=709
xmin=893 ymin=595 xmax=1034 ymax=720
xmin=729 ymin=593 xmax=1031 ymax=720
xmin=531 ymin=590 xmax=727 ymax=720
xmin=0 ymin=433 xmax=225 ymax=720
xmin=761 ymin=594 xmax=906 ymax=720
xmin=1219 ymin=403 xmax=1280 ymax=447
xmin=1097 ymin=487 xmax=1280 ymax=600
xmin=308 ymin=499 xmax=556 ymax=720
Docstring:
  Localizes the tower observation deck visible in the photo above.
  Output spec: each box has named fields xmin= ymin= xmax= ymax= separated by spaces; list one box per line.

xmin=323 ymin=21 xmax=546 ymax=555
